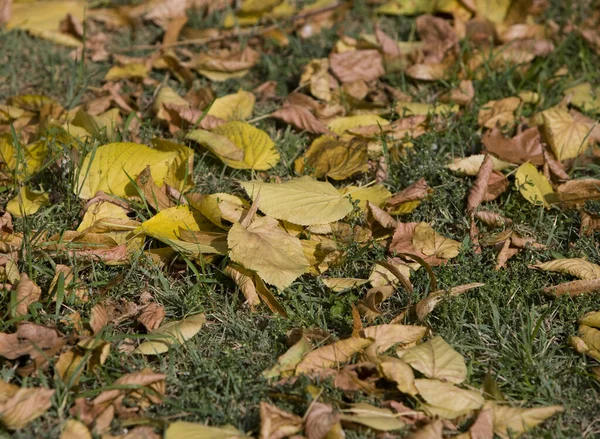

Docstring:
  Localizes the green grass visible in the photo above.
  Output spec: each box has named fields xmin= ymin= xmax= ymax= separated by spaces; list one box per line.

xmin=1 ymin=0 xmax=600 ymax=438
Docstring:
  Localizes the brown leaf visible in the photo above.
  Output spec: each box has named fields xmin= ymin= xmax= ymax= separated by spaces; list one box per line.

xmin=557 ymin=179 xmax=600 ymax=206
xmin=580 ymin=211 xmax=600 ymax=236
xmin=415 ymin=283 xmax=485 ymax=321
xmin=259 ymin=402 xmax=303 ymax=439
xmin=475 ymin=210 xmax=512 ymax=228
xmin=478 ymin=97 xmax=521 ymax=129
xmin=329 ymin=50 xmax=385 ymax=83
xmin=136 ymin=166 xmax=175 ymax=211
xmin=0 ymin=323 xmax=61 ymax=360
xmin=305 ymin=403 xmax=342 ymax=439
xmin=163 ymin=15 xmax=187 ymax=46
xmin=368 ymin=202 xmax=397 ymax=230
xmin=470 ymin=408 xmax=494 ymax=439
xmin=416 ymin=15 xmax=459 ymax=63
xmin=137 ymin=303 xmax=166 ymax=332
xmin=272 ymin=105 xmax=329 ymax=134
xmin=439 ymin=80 xmax=475 ymax=106
xmin=467 ymin=154 xmax=494 ymax=213
xmin=484 ymin=171 xmax=509 ymax=201
xmin=192 ymin=47 xmax=260 ymax=80
xmin=406 ymin=420 xmax=443 ymax=439
xmin=90 ymin=304 xmax=109 ymax=335
xmin=375 ymin=25 xmax=400 ymax=56
xmin=385 ymin=178 xmax=431 ymax=212
xmin=0 ymin=384 xmax=54 ymax=430
xmin=482 ymin=126 xmax=544 ymax=165
xmin=254 ymin=81 xmax=278 ymax=100
xmin=14 ymin=272 xmax=41 ymax=317
xmin=543 ymin=278 xmax=600 ymax=297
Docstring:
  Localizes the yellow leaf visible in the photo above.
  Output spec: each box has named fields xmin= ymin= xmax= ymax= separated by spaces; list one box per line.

xmin=7 ymin=1 xmax=86 ymax=47
xmin=579 ymin=311 xmax=600 ymax=328
xmin=69 ymin=108 xmax=121 ymax=139
xmin=241 ymin=176 xmax=354 ymax=225
xmin=475 ymin=0 xmax=511 ymax=23
xmin=396 ymin=101 xmax=458 ymax=116
xmin=363 ymin=324 xmax=427 ymax=353
xmin=379 ymin=357 xmax=417 ymax=395
xmin=327 ymin=115 xmax=389 ymax=135
xmin=566 ymin=83 xmax=600 ymax=114
xmin=398 ymin=336 xmax=467 ymax=384
xmin=134 ymin=313 xmax=206 ymax=355
xmin=165 ymin=421 xmax=251 ymax=439
xmin=104 ymin=63 xmax=149 ymax=81
xmin=187 ymin=129 xmax=245 ymax=162
xmin=76 ymin=141 xmax=193 ymax=199
xmin=340 ymin=403 xmax=405 ymax=431
xmin=208 ymin=90 xmax=255 ymax=121
xmin=6 ymin=187 xmax=49 ymax=217
xmin=296 ymin=337 xmax=373 ymax=374
xmin=338 ymin=184 xmax=392 ymax=211
xmin=208 ymin=122 xmax=279 ymax=170
xmin=412 ymin=223 xmax=461 ymax=261
xmin=486 ymin=402 xmax=563 ymax=439
xmin=322 ymin=278 xmax=369 ymax=292
xmin=210 ymin=193 xmax=250 ymax=223
xmin=240 ymin=0 xmax=282 ymax=13
xmin=447 ymin=154 xmax=513 ymax=176
xmin=228 ymin=216 xmax=309 ymax=290
xmin=376 ymin=0 xmax=435 ymax=15
xmin=531 ymin=258 xmax=600 ymax=280
xmin=0 ymin=383 xmax=54 ymax=430
xmin=514 ymin=162 xmax=557 ymax=208
xmin=0 ymin=135 xmax=48 ymax=181
xmin=77 ymin=201 xmax=130 ymax=232
xmin=60 ymin=419 xmax=92 ymax=439
xmin=415 ymin=379 xmax=484 ymax=419
xmin=542 ymin=107 xmax=590 ymax=161
xmin=153 ymin=86 xmax=189 ymax=120
xmin=55 ymin=348 xmax=86 ymax=385
xmin=294 ymin=135 xmax=368 ymax=180
xmin=263 ymin=337 xmax=311 ymax=379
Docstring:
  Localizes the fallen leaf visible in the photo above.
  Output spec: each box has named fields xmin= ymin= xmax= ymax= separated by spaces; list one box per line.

xmin=271 ymin=104 xmax=329 ymax=134
xmin=134 ymin=313 xmax=206 ymax=355
xmin=296 ymin=337 xmax=373 ymax=374
xmin=60 ymin=419 xmax=92 ymax=439
xmin=514 ymin=162 xmax=557 ymax=208
xmin=482 ymin=126 xmax=544 ymax=165
xmin=486 ymin=402 xmax=563 ymax=439
xmin=263 ymin=337 xmax=311 ymax=379
xmin=241 ymin=176 xmax=354 ymax=225
xmin=542 ymin=106 xmax=590 ymax=161
xmin=398 ymin=336 xmax=467 ymax=384
xmin=228 ymin=216 xmax=309 ymax=290
xmin=0 ymin=383 xmax=54 ymax=430
xmin=329 ymin=50 xmax=385 ymax=83
xmin=305 ymin=403 xmax=343 ymax=439
xmin=415 ymin=379 xmax=484 ymax=419
xmin=531 ymin=258 xmax=600 ymax=280
xmin=341 ymin=402 xmax=405 ymax=431
xmin=6 ymin=186 xmax=49 ymax=217
xmin=259 ymin=402 xmax=303 ymax=439
xmin=14 ymin=272 xmax=41 ymax=317
xmin=208 ymin=90 xmax=255 ymax=121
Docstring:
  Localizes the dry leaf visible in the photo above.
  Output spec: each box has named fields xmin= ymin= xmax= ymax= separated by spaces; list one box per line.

xmin=134 ymin=313 xmax=206 ymax=355
xmin=329 ymin=50 xmax=385 ymax=83
xmin=398 ymin=336 xmax=467 ymax=384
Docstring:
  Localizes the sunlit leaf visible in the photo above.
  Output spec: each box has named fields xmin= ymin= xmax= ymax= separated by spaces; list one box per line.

xmin=134 ymin=313 xmax=206 ymax=355
xmin=514 ymin=162 xmax=557 ymax=208
xmin=6 ymin=187 xmax=49 ymax=217
xmin=398 ymin=336 xmax=467 ymax=384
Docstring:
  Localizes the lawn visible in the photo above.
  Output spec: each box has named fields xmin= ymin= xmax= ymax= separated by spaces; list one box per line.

xmin=0 ymin=0 xmax=599 ymax=438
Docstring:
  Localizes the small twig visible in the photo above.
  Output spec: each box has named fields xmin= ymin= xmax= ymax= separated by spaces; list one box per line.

xmin=114 ymin=2 xmax=344 ymax=52
xmin=247 ymin=113 xmax=271 ymax=124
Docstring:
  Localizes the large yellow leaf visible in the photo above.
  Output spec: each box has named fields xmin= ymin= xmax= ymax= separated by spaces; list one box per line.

xmin=77 ymin=201 xmax=130 ymax=232
xmin=134 ymin=313 xmax=206 ymax=355
xmin=241 ymin=176 xmax=353 ymax=225
xmin=531 ymin=258 xmax=600 ymax=280
xmin=542 ymin=107 xmax=590 ymax=161
xmin=76 ymin=142 xmax=193 ymax=199
xmin=6 ymin=187 xmax=49 ymax=217
xmin=338 ymin=184 xmax=392 ymax=211
xmin=514 ymin=162 xmax=557 ymax=208
xmin=208 ymin=90 xmax=255 ymax=121
xmin=486 ymin=402 xmax=563 ymax=439
xmin=228 ymin=216 xmax=309 ymax=290
xmin=186 ymin=129 xmax=245 ymax=162
xmin=398 ymin=336 xmax=467 ymax=384
xmin=414 ymin=379 xmax=484 ymax=419
xmin=7 ymin=1 xmax=85 ymax=47
xmin=208 ymin=122 xmax=280 ymax=170
xmin=296 ymin=337 xmax=373 ymax=374
xmin=165 ymin=421 xmax=250 ymax=439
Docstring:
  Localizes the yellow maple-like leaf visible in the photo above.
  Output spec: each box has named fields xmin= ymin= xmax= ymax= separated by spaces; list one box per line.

xmin=514 ymin=162 xmax=557 ymax=208
xmin=486 ymin=402 xmax=563 ymax=439
xmin=208 ymin=122 xmax=280 ymax=170
xmin=327 ymin=115 xmax=389 ymax=135
xmin=76 ymin=141 xmax=193 ymax=199
xmin=134 ymin=313 xmax=206 ymax=355
xmin=412 ymin=223 xmax=461 ymax=260
xmin=241 ymin=176 xmax=353 ymax=225
xmin=415 ymin=379 xmax=484 ymax=419
xmin=6 ymin=187 xmax=49 ymax=217
xmin=208 ymin=90 xmax=255 ymax=121
xmin=398 ymin=336 xmax=467 ymax=384
xmin=228 ymin=216 xmax=309 ymax=290
xmin=542 ymin=107 xmax=590 ymax=161
xmin=104 ymin=63 xmax=149 ymax=81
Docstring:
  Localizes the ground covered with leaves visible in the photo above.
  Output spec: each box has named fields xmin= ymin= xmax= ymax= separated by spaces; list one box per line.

xmin=0 ymin=0 xmax=600 ymax=438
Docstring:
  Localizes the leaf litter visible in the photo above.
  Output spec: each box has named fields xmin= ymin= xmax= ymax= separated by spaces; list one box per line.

xmin=0 ymin=0 xmax=599 ymax=437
